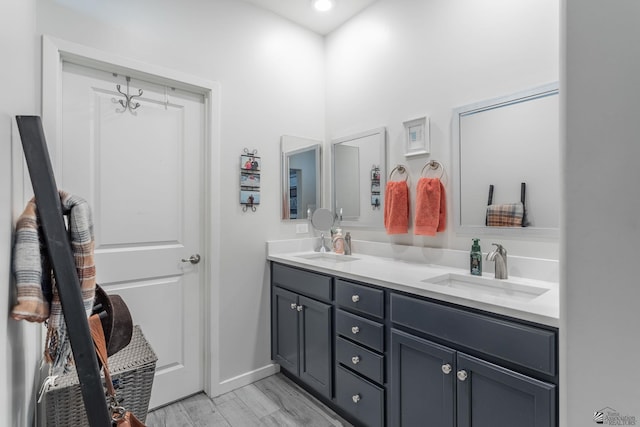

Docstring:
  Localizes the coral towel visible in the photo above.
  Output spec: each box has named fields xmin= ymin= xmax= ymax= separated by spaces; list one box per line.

xmin=414 ymin=177 xmax=446 ymax=236
xmin=384 ymin=181 xmax=409 ymax=234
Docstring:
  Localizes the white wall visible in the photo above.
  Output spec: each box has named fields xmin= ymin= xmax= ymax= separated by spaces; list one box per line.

xmin=36 ymin=0 xmax=325 ymax=391
xmin=325 ymin=0 xmax=560 ymax=259
xmin=0 ymin=1 xmax=41 ymax=425
xmin=563 ymin=0 xmax=640 ymax=424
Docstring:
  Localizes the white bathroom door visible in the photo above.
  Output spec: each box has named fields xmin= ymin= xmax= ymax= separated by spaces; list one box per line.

xmin=59 ymin=61 xmax=205 ymax=408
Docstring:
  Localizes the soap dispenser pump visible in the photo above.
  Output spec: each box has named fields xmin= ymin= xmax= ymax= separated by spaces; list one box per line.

xmin=470 ymin=238 xmax=482 ymax=276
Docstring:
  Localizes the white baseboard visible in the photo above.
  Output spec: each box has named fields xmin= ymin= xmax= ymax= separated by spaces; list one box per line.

xmin=211 ymin=363 xmax=280 ymax=397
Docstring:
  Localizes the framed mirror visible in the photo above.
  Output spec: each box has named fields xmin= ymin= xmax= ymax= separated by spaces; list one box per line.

xmin=452 ymin=82 xmax=560 ymax=237
xmin=281 ymin=135 xmax=322 ymax=220
xmin=331 ymin=127 xmax=386 ymax=228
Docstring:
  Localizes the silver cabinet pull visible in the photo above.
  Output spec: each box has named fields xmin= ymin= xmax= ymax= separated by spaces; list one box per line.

xmin=290 ymin=303 xmax=297 ymax=310
xmin=181 ymin=254 xmax=201 ymax=264
xmin=457 ymin=370 xmax=468 ymax=381
xmin=296 ymin=305 xmax=303 ymax=312
xmin=351 ymin=326 xmax=360 ymax=334
xmin=352 ymin=394 xmax=361 ymax=403
xmin=351 ymin=356 xmax=360 ymax=365
xmin=441 ymin=364 xmax=452 ymax=375
xmin=351 ymin=295 xmax=360 ymax=303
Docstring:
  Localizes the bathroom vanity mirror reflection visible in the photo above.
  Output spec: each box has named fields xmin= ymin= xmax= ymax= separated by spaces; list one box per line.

xmin=281 ymin=136 xmax=321 ymax=220
xmin=452 ymin=83 xmax=560 ymax=237
xmin=331 ymin=127 xmax=386 ymax=229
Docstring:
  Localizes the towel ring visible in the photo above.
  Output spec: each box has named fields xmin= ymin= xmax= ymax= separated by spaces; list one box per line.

xmin=420 ymin=160 xmax=444 ymax=179
xmin=389 ymin=164 xmax=409 ymax=182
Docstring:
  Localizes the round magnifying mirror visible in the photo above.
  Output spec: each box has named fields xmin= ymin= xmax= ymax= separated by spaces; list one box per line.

xmin=311 ymin=208 xmax=334 ymax=232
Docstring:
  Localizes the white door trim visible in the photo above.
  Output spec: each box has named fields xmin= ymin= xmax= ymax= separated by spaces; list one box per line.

xmin=41 ymin=35 xmax=222 ymax=397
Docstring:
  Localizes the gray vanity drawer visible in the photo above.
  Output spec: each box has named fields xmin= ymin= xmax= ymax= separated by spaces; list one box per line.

xmin=336 ymin=310 xmax=384 ymax=352
xmin=336 ymin=337 xmax=384 ymax=384
xmin=336 ymin=279 xmax=384 ymax=319
xmin=390 ymin=293 xmax=557 ymax=376
xmin=272 ymin=263 xmax=332 ymax=302
xmin=336 ymin=366 xmax=384 ymax=427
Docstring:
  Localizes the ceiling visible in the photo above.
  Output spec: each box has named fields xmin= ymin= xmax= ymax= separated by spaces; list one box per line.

xmin=239 ymin=0 xmax=379 ymax=35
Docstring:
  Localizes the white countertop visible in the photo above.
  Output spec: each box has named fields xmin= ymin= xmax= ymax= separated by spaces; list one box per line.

xmin=267 ymin=239 xmax=559 ymax=328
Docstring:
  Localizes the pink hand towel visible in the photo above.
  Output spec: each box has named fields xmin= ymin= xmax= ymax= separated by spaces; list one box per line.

xmin=414 ymin=177 xmax=446 ymax=236
xmin=384 ymin=181 xmax=409 ymax=234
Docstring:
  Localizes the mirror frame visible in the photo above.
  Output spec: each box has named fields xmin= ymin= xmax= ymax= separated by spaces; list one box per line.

xmin=331 ymin=127 xmax=387 ymax=229
xmin=281 ymin=135 xmax=322 ymax=221
xmin=451 ymin=82 xmax=560 ymax=237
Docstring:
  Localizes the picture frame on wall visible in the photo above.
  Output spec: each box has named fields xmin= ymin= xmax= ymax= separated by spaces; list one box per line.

xmin=240 ymin=190 xmax=260 ymax=205
xmin=240 ymin=155 xmax=261 ymax=171
xmin=240 ymin=172 xmax=260 ymax=188
xmin=403 ymin=116 xmax=430 ymax=157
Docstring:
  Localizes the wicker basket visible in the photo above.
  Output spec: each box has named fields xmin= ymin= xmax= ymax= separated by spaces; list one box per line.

xmin=40 ymin=325 xmax=157 ymax=427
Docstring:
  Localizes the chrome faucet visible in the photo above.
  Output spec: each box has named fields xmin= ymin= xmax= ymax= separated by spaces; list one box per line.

xmin=317 ymin=233 xmax=331 ymax=253
xmin=486 ymin=243 xmax=508 ymax=279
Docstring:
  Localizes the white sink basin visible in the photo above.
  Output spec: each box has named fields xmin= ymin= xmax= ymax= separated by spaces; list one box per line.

xmin=295 ymin=253 xmax=361 ymax=263
xmin=422 ymin=273 xmax=549 ymax=301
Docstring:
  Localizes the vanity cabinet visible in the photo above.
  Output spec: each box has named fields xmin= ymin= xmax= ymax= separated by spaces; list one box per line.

xmin=270 ymin=262 xmax=558 ymax=427
xmin=334 ymin=279 xmax=386 ymax=427
xmin=271 ymin=264 xmax=333 ymax=399
xmin=390 ymin=293 xmax=557 ymax=427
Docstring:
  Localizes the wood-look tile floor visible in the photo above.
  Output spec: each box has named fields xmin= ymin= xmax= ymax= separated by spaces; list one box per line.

xmin=146 ymin=373 xmax=354 ymax=427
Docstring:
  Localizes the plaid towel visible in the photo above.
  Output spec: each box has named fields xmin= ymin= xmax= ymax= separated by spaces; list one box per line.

xmin=12 ymin=191 xmax=96 ymax=374
xmin=486 ymin=202 xmax=524 ymax=227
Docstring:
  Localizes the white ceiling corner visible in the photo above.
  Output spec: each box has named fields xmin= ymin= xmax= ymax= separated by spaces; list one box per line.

xmin=238 ymin=0 xmax=379 ymax=35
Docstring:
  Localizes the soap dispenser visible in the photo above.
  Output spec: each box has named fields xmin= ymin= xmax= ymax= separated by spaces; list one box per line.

xmin=333 ymin=228 xmax=345 ymax=255
xmin=470 ymin=238 xmax=482 ymax=276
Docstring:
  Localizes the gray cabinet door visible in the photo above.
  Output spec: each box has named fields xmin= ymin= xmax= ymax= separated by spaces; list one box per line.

xmin=272 ymin=287 xmax=299 ymax=374
xmin=390 ymin=329 xmax=456 ymax=427
xmin=456 ymin=353 xmax=556 ymax=427
xmin=299 ymin=295 xmax=333 ymax=399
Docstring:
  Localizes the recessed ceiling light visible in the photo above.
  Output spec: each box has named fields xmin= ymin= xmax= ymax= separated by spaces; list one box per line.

xmin=313 ymin=0 xmax=335 ymax=12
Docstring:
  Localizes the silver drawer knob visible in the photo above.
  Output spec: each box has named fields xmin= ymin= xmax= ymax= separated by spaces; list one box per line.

xmin=296 ymin=305 xmax=303 ymax=312
xmin=352 ymin=394 xmax=361 ymax=403
xmin=351 ymin=356 xmax=360 ymax=365
xmin=441 ymin=364 xmax=452 ymax=375
xmin=351 ymin=295 xmax=360 ymax=303
xmin=351 ymin=326 xmax=360 ymax=334
xmin=457 ymin=370 xmax=468 ymax=381
xmin=290 ymin=303 xmax=297 ymax=310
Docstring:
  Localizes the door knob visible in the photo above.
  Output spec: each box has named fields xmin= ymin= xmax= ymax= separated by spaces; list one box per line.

xmin=457 ymin=370 xmax=468 ymax=381
xmin=352 ymin=394 xmax=361 ymax=403
xmin=351 ymin=326 xmax=360 ymax=334
xmin=296 ymin=305 xmax=303 ymax=312
xmin=181 ymin=254 xmax=201 ymax=264
xmin=351 ymin=356 xmax=360 ymax=365
xmin=351 ymin=295 xmax=360 ymax=303
xmin=441 ymin=364 xmax=452 ymax=375
xmin=290 ymin=303 xmax=297 ymax=310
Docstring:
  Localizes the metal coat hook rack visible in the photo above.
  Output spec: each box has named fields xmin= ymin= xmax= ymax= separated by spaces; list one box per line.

xmin=112 ymin=76 xmax=143 ymax=114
